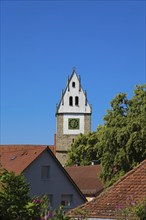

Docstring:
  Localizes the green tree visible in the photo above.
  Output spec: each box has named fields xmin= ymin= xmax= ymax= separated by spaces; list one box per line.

xmin=0 ymin=170 xmax=41 ymax=220
xmin=97 ymin=84 xmax=146 ymax=185
xmin=126 ymin=85 xmax=146 ymax=165
xmin=66 ymin=132 xmax=99 ymax=166
xmin=66 ymin=84 xmax=146 ymax=185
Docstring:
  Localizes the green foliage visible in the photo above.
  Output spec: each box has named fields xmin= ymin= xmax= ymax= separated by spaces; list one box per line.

xmin=66 ymin=84 xmax=146 ymax=186
xmin=135 ymin=202 xmax=146 ymax=220
xmin=69 ymin=207 xmax=88 ymax=220
xmin=0 ymin=170 xmax=48 ymax=220
xmin=66 ymin=132 xmax=99 ymax=166
xmin=97 ymin=84 xmax=146 ymax=185
xmin=0 ymin=170 xmax=31 ymax=219
xmin=118 ymin=197 xmax=146 ymax=220
xmin=53 ymin=206 xmax=70 ymax=220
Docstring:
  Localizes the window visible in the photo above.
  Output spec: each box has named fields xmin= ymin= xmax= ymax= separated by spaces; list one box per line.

xmin=69 ymin=96 xmax=73 ymax=106
xmin=41 ymin=166 xmax=50 ymax=180
xmin=72 ymin=82 xmax=75 ymax=88
xmin=61 ymin=194 xmax=73 ymax=208
xmin=75 ymin=96 xmax=79 ymax=106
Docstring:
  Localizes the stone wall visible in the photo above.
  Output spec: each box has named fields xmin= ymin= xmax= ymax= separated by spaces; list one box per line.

xmin=56 ymin=113 xmax=91 ymax=165
xmin=84 ymin=114 xmax=91 ymax=133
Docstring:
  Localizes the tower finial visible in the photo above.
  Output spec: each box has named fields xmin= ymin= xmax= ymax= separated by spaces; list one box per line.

xmin=72 ymin=66 xmax=76 ymax=73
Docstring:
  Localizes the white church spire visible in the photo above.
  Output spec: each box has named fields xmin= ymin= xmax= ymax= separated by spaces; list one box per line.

xmin=56 ymin=69 xmax=91 ymax=114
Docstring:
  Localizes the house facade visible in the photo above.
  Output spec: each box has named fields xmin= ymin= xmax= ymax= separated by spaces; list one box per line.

xmin=0 ymin=145 xmax=86 ymax=210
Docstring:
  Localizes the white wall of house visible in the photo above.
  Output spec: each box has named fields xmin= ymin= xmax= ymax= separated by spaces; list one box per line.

xmin=23 ymin=149 xmax=85 ymax=210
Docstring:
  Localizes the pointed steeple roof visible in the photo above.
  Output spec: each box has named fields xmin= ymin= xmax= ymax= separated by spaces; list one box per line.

xmin=56 ymin=69 xmax=91 ymax=115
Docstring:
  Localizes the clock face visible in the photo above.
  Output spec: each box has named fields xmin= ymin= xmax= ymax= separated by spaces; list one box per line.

xmin=68 ymin=118 xmax=80 ymax=130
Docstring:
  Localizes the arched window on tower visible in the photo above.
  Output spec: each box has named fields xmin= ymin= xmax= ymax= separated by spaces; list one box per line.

xmin=75 ymin=96 xmax=79 ymax=106
xmin=69 ymin=96 xmax=73 ymax=106
xmin=72 ymin=82 xmax=75 ymax=88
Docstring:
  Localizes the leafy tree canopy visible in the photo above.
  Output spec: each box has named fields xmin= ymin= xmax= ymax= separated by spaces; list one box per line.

xmin=66 ymin=132 xmax=99 ymax=166
xmin=0 ymin=169 xmax=43 ymax=220
xmin=66 ymin=84 xmax=146 ymax=185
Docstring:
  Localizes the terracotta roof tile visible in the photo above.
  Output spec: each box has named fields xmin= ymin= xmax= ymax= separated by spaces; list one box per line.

xmin=0 ymin=145 xmax=54 ymax=175
xmin=65 ymin=165 xmax=104 ymax=196
xmin=67 ymin=160 xmax=146 ymax=219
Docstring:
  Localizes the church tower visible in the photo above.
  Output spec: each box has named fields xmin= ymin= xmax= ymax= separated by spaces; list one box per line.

xmin=56 ymin=68 xmax=92 ymax=165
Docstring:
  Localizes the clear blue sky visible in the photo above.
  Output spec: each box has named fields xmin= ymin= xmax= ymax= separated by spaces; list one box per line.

xmin=1 ymin=0 xmax=145 ymax=145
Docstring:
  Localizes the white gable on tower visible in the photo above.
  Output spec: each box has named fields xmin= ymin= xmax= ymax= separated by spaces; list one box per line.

xmin=56 ymin=70 xmax=91 ymax=114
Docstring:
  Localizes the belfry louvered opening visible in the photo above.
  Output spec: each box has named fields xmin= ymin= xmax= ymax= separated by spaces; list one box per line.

xmin=75 ymin=96 xmax=79 ymax=106
xmin=69 ymin=96 xmax=73 ymax=106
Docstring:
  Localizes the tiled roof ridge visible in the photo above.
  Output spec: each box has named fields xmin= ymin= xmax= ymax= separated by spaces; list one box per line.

xmin=111 ymin=159 xmax=146 ymax=187
xmin=0 ymin=145 xmax=56 ymax=150
xmin=92 ymin=159 xmax=146 ymax=200
xmin=66 ymin=164 xmax=100 ymax=168
xmin=69 ymin=159 xmax=146 ymax=213
xmin=67 ymin=159 xmax=146 ymax=218
xmin=0 ymin=144 xmax=48 ymax=146
xmin=0 ymin=149 xmax=43 ymax=154
xmin=0 ymin=146 xmax=47 ymax=153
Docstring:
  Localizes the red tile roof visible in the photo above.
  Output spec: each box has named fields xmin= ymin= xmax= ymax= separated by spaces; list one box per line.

xmin=67 ymin=159 xmax=146 ymax=219
xmin=65 ymin=165 xmax=104 ymax=197
xmin=0 ymin=145 xmax=54 ymax=175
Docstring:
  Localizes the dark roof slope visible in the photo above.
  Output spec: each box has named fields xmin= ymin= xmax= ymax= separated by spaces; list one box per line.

xmin=65 ymin=165 xmax=104 ymax=196
xmin=67 ymin=160 xmax=146 ymax=219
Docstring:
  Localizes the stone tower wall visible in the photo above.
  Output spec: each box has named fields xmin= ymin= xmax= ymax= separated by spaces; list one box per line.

xmin=56 ymin=114 xmax=91 ymax=165
xmin=84 ymin=114 xmax=91 ymax=133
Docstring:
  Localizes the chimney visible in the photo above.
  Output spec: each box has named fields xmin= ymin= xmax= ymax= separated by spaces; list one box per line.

xmin=91 ymin=160 xmax=99 ymax=165
xmin=75 ymin=161 xmax=80 ymax=167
